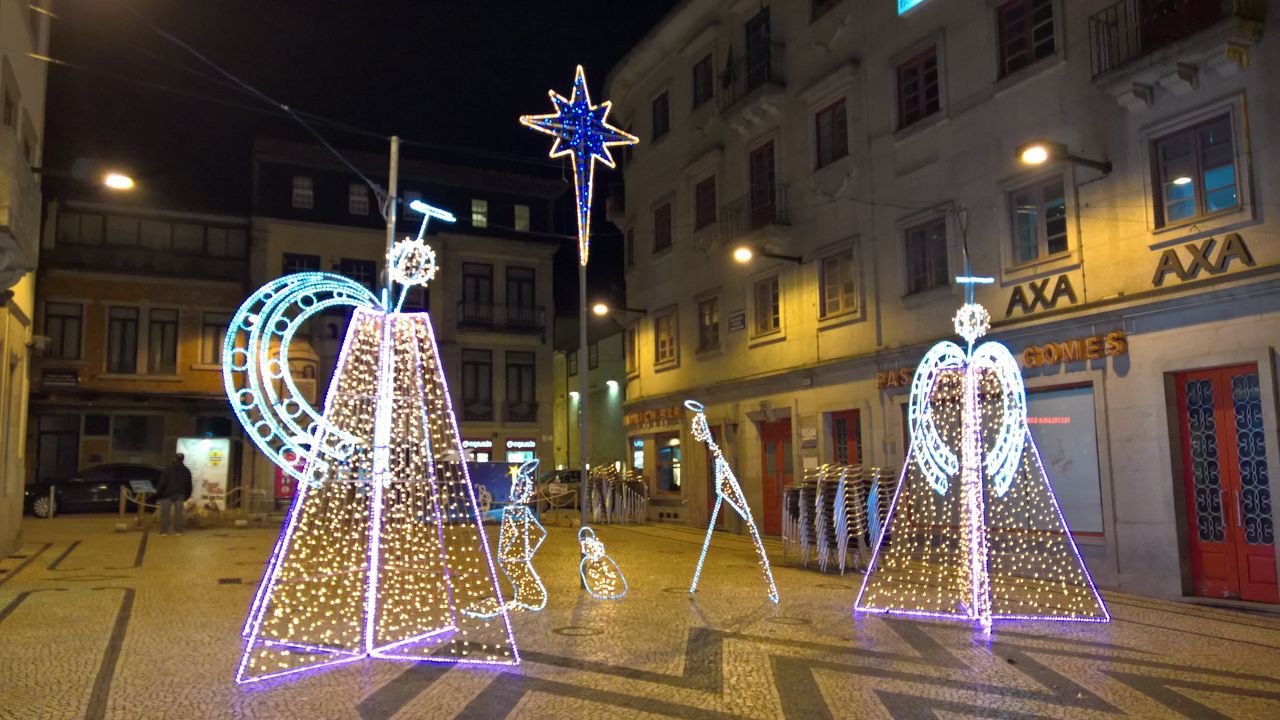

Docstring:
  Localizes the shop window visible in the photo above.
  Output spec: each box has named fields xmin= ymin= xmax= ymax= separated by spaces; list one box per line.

xmin=147 ymin=308 xmax=179 ymax=374
xmin=652 ymin=90 xmax=670 ymax=140
xmin=201 ymin=312 xmax=231 ymax=365
xmin=348 ymin=183 xmax=370 ymax=215
xmin=692 ymin=54 xmax=713 ymax=108
xmin=654 ymin=309 xmax=678 ymax=366
xmin=897 ymin=46 xmax=940 ymax=130
xmin=44 ymin=302 xmax=82 ymax=360
xmin=471 ymin=198 xmax=489 ymax=228
xmin=904 ymin=219 xmax=949 ymax=295
xmin=656 ymin=432 xmax=681 ymax=493
xmin=814 ymin=100 xmax=849 ymax=168
xmin=753 ymin=276 xmax=780 ymax=335
xmin=1153 ymin=114 xmax=1238 ymax=227
xmin=84 ymin=414 xmax=110 ymax=436
xmin=111 ymin=415 xmax=163 ymax=455
xmin=630 ymin=437 xmax=645 ymax=471
xmin=653 ymin=202 xmax=672 ymax=254
xmin=820 ymin=251 xmax=858 ymax=317
xmin=514 ymin=204 xmax=531 ymax=232
xmin=997 ymin=0 xmax=1055 ymax=78
xmin=106 ymin=306 xmax=139 ymax=374
xmin=697 ymin=297 xmax=720 ymax=352
xmin=1027 ymin=386 xmax=1104 ymax=534
xmin=291 ymin=175 xmax=314 ymax=209
xmin=461 ymin=349 xmax=493 ymax=421
xmin=195 ymin=416 xmax=232 ymax=437
xmin=1010 ymin=176 xmax=1068 ymax=264
xmin=694 ymin=176 xmax=716 ymax=230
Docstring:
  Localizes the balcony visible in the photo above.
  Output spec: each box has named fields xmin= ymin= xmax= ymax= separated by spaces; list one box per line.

xmin=0 ymin=132 xmax=40 ymax=290
xmin=718 ymin=44 xmax=786 ymax=135
xmin=456 ymin=302 xmax=546 ymax=334
xmin=461 ymin=398 xmax=493 ymax=422
xmin=720 ymin=184 xmax=789 ymax=245
xmin=1089 ymin=0 xmax=1265 ymax=108
xmin=505 ymin=401 xmax=539 ymax=423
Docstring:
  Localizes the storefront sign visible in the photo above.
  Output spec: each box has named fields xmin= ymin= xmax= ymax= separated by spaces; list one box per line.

xmin=624 ymin=404 xmax=685 ymax=430
xmin=1152 ymin=233 xmax=1255 ymax=287
xmin=505 ymin=439 xmax=537 ymax=449
xmin=176 ymin=437 xmax=230 ymax=510
xmin=876 ymin=368 xmax=915 ymax=389
xmin=727 ymin=310 xmax=747 ymax=333
xmin=1022 ymin=330 xmax=1127 ymax=369
xmin=1006 ymin=275 xmax=1078 ymax=317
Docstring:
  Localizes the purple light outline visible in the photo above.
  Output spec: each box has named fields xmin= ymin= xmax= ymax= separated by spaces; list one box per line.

xmin=235 ymin=653 xmax=364 ymax=685
xmin=415 ymin=312 xmax=520 ymax=663
xmin=258 ymin=639 xmax=363 ymax=656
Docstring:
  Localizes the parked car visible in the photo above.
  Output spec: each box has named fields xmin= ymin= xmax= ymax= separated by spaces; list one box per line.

xmin=538 ymin=469 xmax=581 ymax=488
xmin=24 ymin=463 xmax=164 ymax=518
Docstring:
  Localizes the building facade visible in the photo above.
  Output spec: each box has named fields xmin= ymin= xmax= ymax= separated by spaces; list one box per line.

xmin=606 ymin=0 xmax=1279 ymax=602
xmin=27 ymin=200 xmax=249 ymax=502
xmin=0 ymin=0 xmax=49 ymax=555
xmin=552 ymin=321 xmax=629 ymax=471
xmin=249 ymin=139 xmax=564 ymax=500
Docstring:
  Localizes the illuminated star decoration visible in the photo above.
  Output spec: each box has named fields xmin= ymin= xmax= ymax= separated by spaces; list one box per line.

xmin=520 ymin=65 xmax=638 ymax=266
xmin=854 ymin=276 xmax=1108 ymax=633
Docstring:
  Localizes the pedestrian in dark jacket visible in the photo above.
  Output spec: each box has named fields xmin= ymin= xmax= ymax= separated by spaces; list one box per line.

xmin=156 ymin=453 xmax=193 ymax=535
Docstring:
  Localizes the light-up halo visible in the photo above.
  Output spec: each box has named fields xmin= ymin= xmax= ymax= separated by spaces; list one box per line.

xmin=953 ymin=303 xmax=991 ymax=345
xmin=389 ymin=237 xmax=438 ymax=288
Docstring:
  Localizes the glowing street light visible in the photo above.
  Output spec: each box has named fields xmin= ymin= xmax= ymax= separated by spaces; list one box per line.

xmin=591 ymin=302 xmax=609 ymax=317
xmin=102 ymin=172 xmax=135 ymax=190
xmin=733 ymin=246 xmax=754 ymax=263
xmin=1172 ymin=176 xmax=1193 ymax=186
xmin=590 ymin=301 xmax=646 ymax=317
xmin=1019 ymin=144 xmax=1051 ymax=165
xmin=731 ymin=244 xmax=802 ymax=265
xmin=1015 ymin=140 xmax=1112 ymax=174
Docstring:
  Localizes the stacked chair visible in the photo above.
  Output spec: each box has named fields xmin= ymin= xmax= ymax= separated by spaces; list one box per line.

xmin=783 ymin=465 xmax=895 ymax=574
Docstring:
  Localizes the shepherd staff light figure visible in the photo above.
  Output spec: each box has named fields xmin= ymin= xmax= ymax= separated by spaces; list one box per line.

xmin=686 ymin=400 xmax=779 ymax=604
xmin=854 ymin=276 xmax=1108 ymax=632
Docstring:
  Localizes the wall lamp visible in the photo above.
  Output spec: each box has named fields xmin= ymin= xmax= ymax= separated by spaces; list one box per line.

xmin=732 ymin=244 xmax=802 ymax=265
xmin=591 ymin=301 xmax=647 ymax=317
xmin=1016 ymin=140 xmax=1112 ymax=174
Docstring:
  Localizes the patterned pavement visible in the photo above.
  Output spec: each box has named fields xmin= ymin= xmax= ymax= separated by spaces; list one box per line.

xmin=2 ymin=514 xmax=1280 ymax=719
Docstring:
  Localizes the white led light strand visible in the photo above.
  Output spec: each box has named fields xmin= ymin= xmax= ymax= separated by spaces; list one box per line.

xmin=578 ymin=527 xmax=627 ymax=599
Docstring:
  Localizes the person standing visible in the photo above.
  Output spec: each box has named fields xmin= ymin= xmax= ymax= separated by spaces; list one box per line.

xmin=156 ymin=453 xmax=193 ymax=536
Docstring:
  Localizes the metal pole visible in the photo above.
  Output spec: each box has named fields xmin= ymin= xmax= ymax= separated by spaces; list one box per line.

xmin=383 ymin=136 xmax=400 ymax=295
xmin=579 ymin=262 xmax=589 ymax=528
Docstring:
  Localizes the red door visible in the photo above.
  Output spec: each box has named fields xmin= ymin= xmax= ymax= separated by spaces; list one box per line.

xmin=1177 ymin=364 xmax=1278 ymax=603
xmin=759 ymin=418 xmax=792 ymax=536
xmin=831 ymin=410 xmax=861 ymax=466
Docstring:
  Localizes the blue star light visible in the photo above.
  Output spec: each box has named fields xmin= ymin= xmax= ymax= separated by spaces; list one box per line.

xmin=520 ymin=65 xmax=638 ymax=265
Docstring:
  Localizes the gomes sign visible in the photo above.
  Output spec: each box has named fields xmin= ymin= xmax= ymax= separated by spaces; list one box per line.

xmin=1022 ymin=330 xmax=1128 ymax=369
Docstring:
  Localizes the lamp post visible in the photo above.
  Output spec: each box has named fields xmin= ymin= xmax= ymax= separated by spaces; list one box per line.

xmin=1016 ymin=140 xmax=1112 ymax=174
xmin=731 ymin=244 xmax=803 ymax=265
xmin=521 ymin=67 xmax=638 ymax=531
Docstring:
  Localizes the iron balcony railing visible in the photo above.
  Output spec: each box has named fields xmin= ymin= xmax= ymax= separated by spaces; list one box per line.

xmin=506 ymin=401 xmax=539 ymax=423
xmin=456 ymin=302 xmax=546 ymax=333
xmin=719 ymin=183 xmax=789 ymax=244
xmin=718 ymin=43 xmax=785 ymax=110
xmin=1089 ymin=0 xmax=1266 ymax=77
xmin=461 ymin=399 xmax=493 ymax=422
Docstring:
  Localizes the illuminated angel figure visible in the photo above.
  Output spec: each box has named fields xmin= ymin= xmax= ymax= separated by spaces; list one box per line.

xmin=226 ymin=201 xmax=519 ymax=684
xmin=686 ymin=400 xmax=780 ymax=604
xmin=854 ymin=276 xmax=1108 ymax=632
xmin=465 ymin=460 xmax=547 ymax=617
xmin=578 ymin=527 xmax=626 ymax=599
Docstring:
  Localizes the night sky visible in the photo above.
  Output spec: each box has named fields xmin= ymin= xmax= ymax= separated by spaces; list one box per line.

xmin=43 ymin=0 xmax=680 ymax=310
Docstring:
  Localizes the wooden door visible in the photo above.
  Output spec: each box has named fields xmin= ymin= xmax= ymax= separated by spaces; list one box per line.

xmin=759 ymin=418 xmax=792 ymax=536
xmin=831 ymin=409 xmax=861 ymax=466
xmin=1177 ymin=364 xmax=1278 ymax=603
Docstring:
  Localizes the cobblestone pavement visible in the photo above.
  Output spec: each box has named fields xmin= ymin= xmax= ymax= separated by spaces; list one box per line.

xmin=3 ymin=514 xmax=1280 ymax=719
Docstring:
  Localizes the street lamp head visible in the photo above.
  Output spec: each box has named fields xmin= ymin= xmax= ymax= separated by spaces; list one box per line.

xmin=732 ymin=246 xmax=754 ymax=263
xmin=591 ymin=302 xmax=609 ymax=317
xmin=102 ymin=172 xmax=135 ymax=191
xmin=1019 ymin=144 xmax=1050 ymax=165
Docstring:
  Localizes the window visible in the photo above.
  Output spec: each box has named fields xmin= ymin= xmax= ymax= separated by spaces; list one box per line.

xmin=625 ymin=228 xmax=635 ymax=268
xmin=471 ymin=199 xmax=489 ymax=228
xmin=461 ymin=349 xmax=493 ymax=421
xmin=148 ymin=308 xmax=178 ymax=374
xmin=339 ymin=258 xmax=377 ymax=291
xmin=201 ymin=312 xmax=230 ymax=365
xmin=697 ymin=297 xmax=720 ymax=352
xmin=1154 ymin=115 xmax=1238 ymax=227
xmin=85 ymin=415 xmax=110 ymax=436
xmin=655 ymin=432 xmax=681 ymax=493
xmin=654 ymin=310 xmax=678 ymax=365
xmin=348 ymin=183 xmax=369 ymax=215
xmin=514 ymin=204 xmax=531 ymax=232
xmin=1028 ymin=385 xmax=1104 ymax=534
xmin=652 ymin=90 xmax=670 ymax=139
xmin=588 ymin=343 xmax=599 ymax=370
xmin=694 ymin=176 xmax=716 ymax=230
xmin=812 ymin=0 xmax=842 ymax=20
xmin=506 ymin=351 xmax=537 ymax=422
xmin=402 ymin=286 xmax=428 ymax=312
xmin=748 ymin=141 xmax=778 ymax=225
xmin=815 ymin=100 xmax=849 ymax=168
xmin=626 ymin=325 xmax=638 ymax=374
xmin=291 ymin=176 xmax=314 ymax=209
xmin=653 ymin=202 xmax=672 ymax=254
xmin=462 ymin=263 xmax=493 ymax=306
xmin=206 ymin=227 xmax=248 ymax=258
xmin=631 ymin=437 xmax=645 ymax=471
xmin=107 ymin=307 xmax=139 ymax=374
xmin=283 ymin=253 xmax=320 ymax=274
xmin=820 ymin=251 xmax=858 ymax=317
xmin=997 ymin=0 xmax=1055 ymax=78
xmin=112 ymin=415 xmax=163 ymax=455
xmin=1011 ymin=177 xmax=1068 ymax=264
xmin=692 ymin=55 xmax=713 ymax=108
xmin=753 ymin=276 xmax=780 ymax=335
xmin=44 ymin=302 xmax=82 ymax=360
xmin=105 ymin=216 xmax=139 ymax=246
xmin=897 ymin=46 xmax=940 ymax=129
xmin=506 ymin=267 xmax=535 ymax=309
xmin=57 ymin=212 xmax=103 ymax=246
xmin=567 ymin=350 xmax=578 ymax=377
xmin=904 ymin=219 xmax=949 ymax=294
